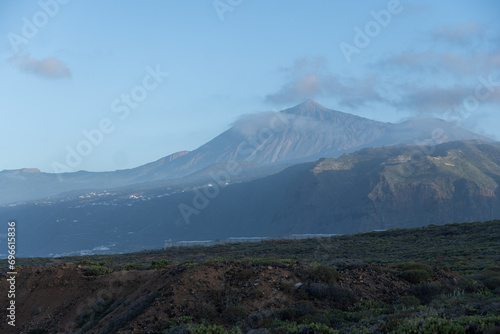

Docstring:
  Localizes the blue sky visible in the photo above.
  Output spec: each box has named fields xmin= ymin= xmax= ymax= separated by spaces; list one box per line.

xmin=1 ymin=0 xmax=499 ymax=172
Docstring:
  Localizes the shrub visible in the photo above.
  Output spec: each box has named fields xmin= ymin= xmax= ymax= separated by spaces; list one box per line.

xmin=122 ymin=263 xmax=141 ymax=270
xmin=455 ymin=278 xmax=480 ymax=293
xmin=398 ymin=295 xmax=421 ymax=309
xmin=247 ymin=257 xmax=294 ymax=267
xmin=168 ymin=316 xmax=194 ymax=327
xmin=397 ymin=262 xmax=433 ymax=275
xmin=473 ymin=267 xmax=500 ymax=291
xmin=222 ymin=305 xmax=248 ymax=324
xmin=193 ymin=304 xmax=218 ymax=321
xmin=151 ymin=259 xmax=169 ymax=269
xmin=279 ymin=282 xmax=295 ymax=294
xmin=82 ymin=264 xmax=112 ymax=276
xmin=305 ymin=283 xmax=357 ymax=310
xmin=409 ymin=284 xmax=442 ymax=305
xmin=234 ymin=268 xmax=253 ymax=282
xmin=308 ymin=265 xmax=340 ymax=284
xmin=393 ymin=314 xmax=465 ymax=333
xmin=272 ymin=321 xmax=338 ymax=334
xmin=400 ymin=269 xmax=431 ymax=284
xmin=276 ymin=301 xmax=315 ymax=322
xmin=186 ymin=323 xmax=242 ymax=334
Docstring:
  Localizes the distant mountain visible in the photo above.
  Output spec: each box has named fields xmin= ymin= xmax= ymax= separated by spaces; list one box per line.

xmin=0 ymin=100 xmax=490 ymax=205
xmin=3 ymin=140 xmax=499 ymax=257
xmin=123 ymin=100 xmax=489 ymax=177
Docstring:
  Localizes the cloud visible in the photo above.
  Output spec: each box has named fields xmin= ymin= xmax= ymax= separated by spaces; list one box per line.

xmin=265 ymin=57 xmax=382 ymax=108
xmin=430 ymin=22 xmax=484 ymax=46
xmin=376 ymin=50 xmax=500 ymax=77
xmin=374 ymin=22 xmax=500 ymax=77
xmin=392 ymin=76 xmax=500 ymax=116
xmin=9 ymin=53 xmax=71 ymax=79
xmin=394 ymin=85 xmax=472 ymax=113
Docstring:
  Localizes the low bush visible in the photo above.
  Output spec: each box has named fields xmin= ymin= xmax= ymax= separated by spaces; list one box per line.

xmin=193 ymin=304 xmax=218 ymax=322
xmin=308 ymin=265 xmax=340 ymax=284
xmin=271 ymin=321 xmax=339 ymax=334
xmin=397 ymin=262 xmax=433 ymax=275
xmin=409 ymin=284 xmax=443 ymax=305
xmin=398 ymin=295 xmax=421 ymax=309
xmin=151 ymin=259 xmax=169 ymax=269
xmin=222 ymin=305 xmax=248 ymax=324
xmin=400 ymin=269 xmax=431 ymax=284
xmin=82 ymin=264 xmax=112 ymax=276
xmin=234 ymin=268 xmax=253 ymax=282
xmin=392 ymin=314 xmax=464 ymax=333
xmin=186 ymin=324 xmax=242 ymax=334
xmin=473 ymin=267 xmax=500 ymax=291
xmin=122 ymin=263 xmax=141 ymax=270
xmin=305 ymin=283 xmax=358 ymax=310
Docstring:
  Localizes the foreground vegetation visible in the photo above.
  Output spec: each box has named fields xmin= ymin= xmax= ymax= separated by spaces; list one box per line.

xmin=9 ymin=220 xmax=500 ymax=274
xmin=4 ymin=220 xmax=500 ymax=333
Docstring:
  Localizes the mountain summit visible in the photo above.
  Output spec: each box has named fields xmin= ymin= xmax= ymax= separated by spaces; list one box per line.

xmin=282 ymin=99 xmax=368 ymax=123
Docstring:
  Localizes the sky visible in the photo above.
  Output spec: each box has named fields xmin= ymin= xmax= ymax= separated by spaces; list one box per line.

xmin=1 ymin=0 xmax=499 ymax=173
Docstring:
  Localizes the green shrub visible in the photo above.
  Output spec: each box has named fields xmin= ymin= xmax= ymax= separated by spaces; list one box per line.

xmin=305 ymin=283 xmax=358 ymax=310
xmin=272 ymin=321 xmax=338 ymax=334
xmin=410 ymin=284 xmax=442 ymax=305
xmin=398 ymin=295 xmax=421 ymax=309
xmin=82 ymin=264 xmax=112 ymax=276
xmin=78 ymin=260 xmax=110 ymax=266
xmin=222 ymin=305 xmax=248 ymax=324
xmin=122 ymin=263 xmax=141 ymax=270
xmin=246 ymin=257 xmax=294 ymax=267
xmin=151 ymin=259 xmax=169 ymax=269
xmin=193 ymin=304 xmax=218 ymax=321
xmin=393 ymin=314 xmax=466 ymax=334
xmin=473 ymin=267 xmax=500 ymax=290
xmin=308 ymin=265 xmax=340 ymax=284
xmin=168 ymin=316 xmax=194 ymax=327
xmin=455 ymin=278 xmax=479 ymax=293
xmin=400 ymin=269 xmax=431 ymax=284
xmin=186 ymin=323 xmax=242 ymax=334
xmin=398 ymin=262 xmax=433 ymax=275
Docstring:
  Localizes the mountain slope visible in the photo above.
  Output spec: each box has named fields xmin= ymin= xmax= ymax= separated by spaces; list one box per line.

xmin=126 ymin=100 xmax=489 ymax=178
xmin=3 ymin=140 xmax=499 ymax=257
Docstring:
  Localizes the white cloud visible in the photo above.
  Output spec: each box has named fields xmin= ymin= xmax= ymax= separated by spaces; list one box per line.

xmin=430 ymin=22 xmax=484 ymax=46
xmin=9 ymin=53 xmax=71 ymax=79
xmin=265 ymin=57 xmax=382 ymax=108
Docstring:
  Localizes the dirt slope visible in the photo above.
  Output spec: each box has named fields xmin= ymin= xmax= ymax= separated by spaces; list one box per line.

xmin=0 ymin=262 xmax=460 ymax=334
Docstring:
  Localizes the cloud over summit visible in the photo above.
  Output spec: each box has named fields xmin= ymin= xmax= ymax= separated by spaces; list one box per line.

xmin=265 ymin=57 xmax=382 ymax=108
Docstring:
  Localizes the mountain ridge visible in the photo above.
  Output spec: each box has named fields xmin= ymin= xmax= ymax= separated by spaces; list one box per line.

xmin=2 ymin=139 xmax=499 ymax=257
xmin=0 ymin=100 xmax=492 ymax=205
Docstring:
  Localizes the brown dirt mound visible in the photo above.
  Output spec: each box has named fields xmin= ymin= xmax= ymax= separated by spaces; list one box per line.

xmin=0 ymin=262 xmax=461 ymax=333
